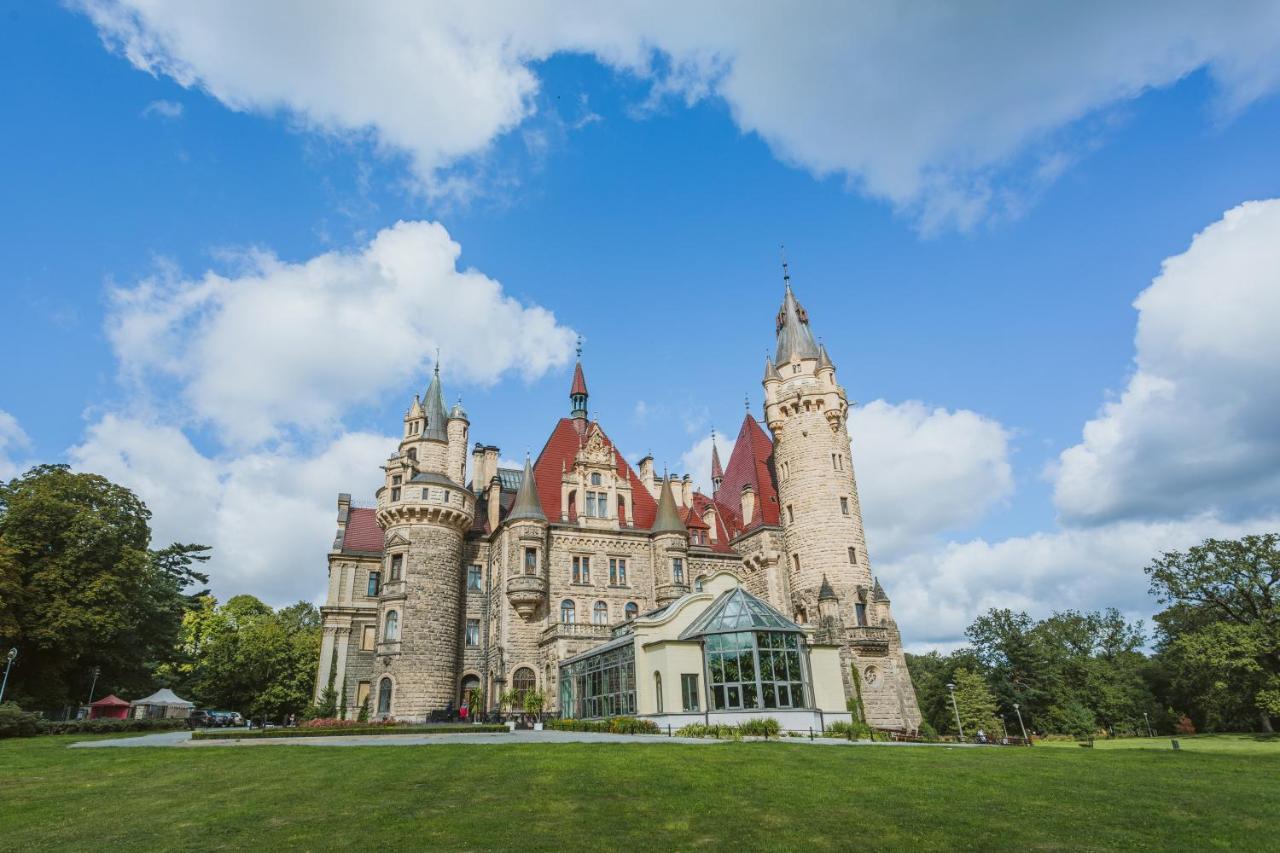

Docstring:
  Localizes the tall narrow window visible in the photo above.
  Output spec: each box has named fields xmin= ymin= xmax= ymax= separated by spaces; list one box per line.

xmin=561 ymin=599 xmax=576 ymax=624
xmin=793 ymin=554 xmax=801 ymax=573
xmin=384 ymin=610 xmax=399 ymax=642
xmin=593 ymin=601 xmax=608 ymax=625
xmin=625 ymin=602 xmax=638 ymax=620
xmin=584 ymin=491 xmax=597 ymax=517
xmin=681 ymin=674 xmax=700 ymax=711
xmin=407 ymin=448 xmax=417 ymax=462
xmin=377 ymin=677 xmax=392 ymax=715
xmin=590 ymin=472 xmax=602 ymax=486
xmin=855 ymin=602 xmax=868 ymax=626
xmin=390 ymin=487 xmax=401 ymax=501
xmin=848 ymin=546 xmax=857 ymax=564
xmin=356 ymin=680 xmax=371 ymax=710
xmin=618 ymin=558 xmax=627 ymax=585
xmin=840 ymin=497 xmax=850 ymax=516
xmin=654 ymin=672 xmax=663 ymax=713
xmin=512 ymin=668 xmax=536 ymax=703
xmin=672 ymin=557 xmax=684 ymax=584
xmin=524 ymin=547 xmax=537 ymax=574
xmin=390 ymin=553 xmax=404 ymax=581
xmin=465 ymin=618 xmax=480 ymax=647
xmin=467 ymin=565 xmax=482 ymax=591
xmin=832 ymin=453 xmax=838 ymax=470
xmin=572 ymin=555 xmax=590 ymax=584
xmin=367 ymin=571 xmax=381 ymax=597
xmin=787 ymin=505 xmax=795 ymax=523
xmin=361 ymin=624 xmax=376 ymax=651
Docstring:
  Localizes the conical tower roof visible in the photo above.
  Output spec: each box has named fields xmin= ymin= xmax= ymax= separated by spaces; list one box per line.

xmin=570 ymin=361 xmax=588 ymax=397
xmin=763 ymin=355 xmax=781 ymax=382
xmin=775 ymin=281 xmax=821 ymax=363
xmin=651 ymin=476 xmax=685 ymax=534
xmin=872 ymin=577 xmax=889 ymax=601
xmin=507 ymin=456 xmax=546 ymax=522
xmin=818 ymin=574 xmax=837 ymax=602
xmin=818 ymin=343 xmax=834 ymax=370
xmin=711 ymin=437 xmax=724 ymax=483
xmin=423 ymin=364 xmax=449 ymax=442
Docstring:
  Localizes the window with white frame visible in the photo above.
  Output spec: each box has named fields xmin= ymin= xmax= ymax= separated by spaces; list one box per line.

xmin=609 ymin=557 xmax=627 ymax=586
xmin=681 ymin=673 xmax=700 ymax=711
xmin=593 ymin=601 xmax=608 ymax=625
xmin=384 ymin=610 xmax=399 ymax=642
xmin=572 ymin=555 xmax=590 ymax=584
xmin=389 ymin=553 xmax=403 ymax=580
xmin=467 ymin=565 xmax=482 ymax=591
xmin=465 ymin=618 xmax=480 ymax=647
xmin=561 ymin=599 xmax=576 ymax=624
xmin=672 ymin=557 xmax=684 ymax=584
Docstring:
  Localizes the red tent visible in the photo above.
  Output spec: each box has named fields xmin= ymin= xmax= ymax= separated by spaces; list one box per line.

xmin=89 ymin=694 xmax=131 ymax=720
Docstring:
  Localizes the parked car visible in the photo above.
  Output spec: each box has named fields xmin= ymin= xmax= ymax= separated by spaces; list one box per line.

xmin=187 ymin=710 xmax=214 ymax=729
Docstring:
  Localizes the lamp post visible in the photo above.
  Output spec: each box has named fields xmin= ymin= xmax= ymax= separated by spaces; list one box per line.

xmin=87 ymin=666 xmax=101 ymax=705
xmin=946 ymin=682 xmax=963 ymax=742
xmin=1013 ymin=702 xmax=1029 ymax=742
xmin=1143 ymin=711 xmax=1154 ymax=738
xmin=0 ymin=648 xmax=16 ymax=703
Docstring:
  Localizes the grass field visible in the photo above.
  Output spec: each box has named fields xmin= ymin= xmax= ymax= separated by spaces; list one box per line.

xmin=2 ymin=734 xmax=1277 ymax=851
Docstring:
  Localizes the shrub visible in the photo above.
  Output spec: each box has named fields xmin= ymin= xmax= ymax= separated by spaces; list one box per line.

xmin=675 ymin=723 xmax=738 ymax=739
xmin=301 ymin=717 xmax=398 ymax=729
xmin=30 ymin=717 xmax=188 ymax=737
xmin=357 ymin=699 xmax=369 ymax=723
xmin=545 ymin=716 xmax=660 ymax=735
xmin=1175 ymin=714 xmax=1197 ymax=736
xmin=736 ymin=717 xmax=781 ymax=738
xmin=918 ymin=721 xmax=940 ymax=742
xmin=824 ymin=720 xmax=872 ymax=739
xmin=0 ymin=702 xmax=42 ymax=738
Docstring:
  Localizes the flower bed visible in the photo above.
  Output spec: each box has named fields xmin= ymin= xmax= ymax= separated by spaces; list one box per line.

xmin=191 ymin=724 xmax=506 ymax=740
xmin=545 ymin=716 xmax=660 ymax=735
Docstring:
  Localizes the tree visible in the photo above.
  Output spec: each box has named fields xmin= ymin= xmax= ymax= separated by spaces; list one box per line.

xmin=0 ymin=465 xmax=208 ymax=710
xmin=950 ymin=668 xmax=1000 ymax=738
xmin=1147 ymin=534 xmax=1280 ymax=733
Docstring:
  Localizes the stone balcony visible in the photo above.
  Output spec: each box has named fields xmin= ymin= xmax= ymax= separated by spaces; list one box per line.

xmin=505 ymin=574 xmax=547 ymax=619
xmin=655 ymin=582 xmax=690 ymax=607
xmin=539 ymin=621 xmax=612 ymax=645
xmin=376 ymin=640 xmax=401 ymax=657
xmin=379 ymin=579 xmax=407 ymax=600
xmin=847 ymin=625 xmax=890 ymax=653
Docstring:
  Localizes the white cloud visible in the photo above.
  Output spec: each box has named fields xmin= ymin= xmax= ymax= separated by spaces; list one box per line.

xmin=851 ymin=400 xmax=1014 ymax=559
xmin=69 ymin=415 xmax=392 ymax=605
xmin=107 ymin=219 xmax=576 ymax=446
xmin=888 ymin=513 xmax=1280 ymax=650
xmin=680 ymin=433 xmax=734 ymax=496
xmin=0 ymin=410 xmax=32 ymax=480
xmin=82 ymin=2 xmax=1280 ymax=227
xmin=140 ymin=98 xmax=183 ymax=119
xmin=1052 ymin=199 xmax=1280 ymax=525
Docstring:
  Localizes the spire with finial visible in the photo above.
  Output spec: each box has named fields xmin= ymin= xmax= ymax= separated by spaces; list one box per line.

xmin=651 ymin=472 xmax=685 ymax=534
xmin=507 ymin=453 xmax=546 ymax=523
xmin=710 ymin=428 xmax=724 ymax=494
xmin=774 ymin=250 xmax=820 ymax=363
xmin=422 ymin=355 xmax=449 ymax=441
xmin=569 ymin=335 xmax=588 ymax=419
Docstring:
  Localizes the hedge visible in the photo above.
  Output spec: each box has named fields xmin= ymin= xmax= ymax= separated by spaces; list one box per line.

xmin=545 ymin=716 xmax=661 ymax=735
xmin=192 ymin=724 xmax=506 ymax=740
xmin=1 ymin=703 xmax=189 ymax=739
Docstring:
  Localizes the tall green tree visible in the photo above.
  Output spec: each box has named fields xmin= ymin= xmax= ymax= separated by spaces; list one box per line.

xmin=0 ymin=465 xmax=208 ymax=709
xmin=1148 ymin=534 xmax=1279 ymax=733
xmin=949 ymin=668 xmax=1001 ymax=738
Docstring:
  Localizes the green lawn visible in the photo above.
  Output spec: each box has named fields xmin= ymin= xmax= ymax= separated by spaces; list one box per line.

xmin=2 ymin=734 xmax=1277 ymax=851
xmin=1035 ymin=733 xmax=1278 ymax=755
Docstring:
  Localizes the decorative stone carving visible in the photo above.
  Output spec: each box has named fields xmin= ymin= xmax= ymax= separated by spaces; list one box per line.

xmin=505 ymin=574 xmax=547 ymax=619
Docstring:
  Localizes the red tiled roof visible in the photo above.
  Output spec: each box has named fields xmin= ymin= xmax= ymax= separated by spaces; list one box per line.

xmin=533 ymin=418 xmax=659 ymax=528
xmin=570 ymin=361 xmax=588 ymax=397
xmin=683 ymin=501 xmax=710 ymax=529
xmin=713 ymin=413 xmax=779 ymax=533
xmin=342 ymin=507 xmax=384 ymax=552
xmin=691 ymin=491 xmax=736 ymax=553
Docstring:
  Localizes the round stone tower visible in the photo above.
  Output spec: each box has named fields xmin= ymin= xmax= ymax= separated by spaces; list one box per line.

xmin=372 ymin=364 xmax=475 ymax=721
xmin=762 ymin=275 xmax=870 ymax=627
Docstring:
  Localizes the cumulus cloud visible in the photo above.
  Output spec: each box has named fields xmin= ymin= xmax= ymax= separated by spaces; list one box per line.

xmin=107 ymin=219 xmax=576 ymax=445
xmin=81 ymin=1 xmax=1280 ymax=227
xmin=1052 ymin=199 xmax=1280 ymax=526
xmin=850 ymin=400 xmax=1014 ymax=559
xmin=0 ymin=411 xmax=32 ymax=480
xmin=69 ymin=415 xmax=393 ymax=604
xmin=888 ymin=513 xmax=1280 ymax=650
xmin=680 ymin=432 xmax=734 ymax=496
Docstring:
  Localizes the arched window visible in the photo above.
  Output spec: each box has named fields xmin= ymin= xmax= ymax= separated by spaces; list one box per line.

xmin=512 ymin=667 xmax=536 ymax=702
xmin=384 ymin=610 xmax=399 ymax=641
xmin=625 ymin=602 xmax=639 ymax=620
xmin=654 ymin=672 xmax=663 ymax=713
xmin=460 ymin=675 xmax=480 ymax=707
xmin=377 ymin=677 xmax=393 ymax=715
xmin=560 ymin=599 xmax=575 ymax=624
xmin=593 ymin=601 xmax=608 ymax=625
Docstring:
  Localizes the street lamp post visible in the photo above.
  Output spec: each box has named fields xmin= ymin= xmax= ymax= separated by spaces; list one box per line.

xmin=946 ymin=682 xmax=964 ymax=742
xmin=1143 ymin=711 xmax=1154 ymax=738
xmin=0 ymin=648 xmax=16 ymax=704
xmin=1013 ymin=702 xmax=1029 ymax=742
xmin=87 ymin=666 xmax=101 ymax=706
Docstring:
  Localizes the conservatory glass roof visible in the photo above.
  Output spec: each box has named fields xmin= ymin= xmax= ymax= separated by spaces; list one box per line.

xmin=678 ymin=586 xmax=803 ymax=639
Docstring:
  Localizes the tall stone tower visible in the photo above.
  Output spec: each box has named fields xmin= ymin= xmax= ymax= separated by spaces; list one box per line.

xmin=373 ymin=363 xmax=475 ymax=719
xmin=762 ymin=267 xmax=921 ymax=728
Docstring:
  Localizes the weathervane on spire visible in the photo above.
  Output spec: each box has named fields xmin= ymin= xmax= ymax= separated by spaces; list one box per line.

xmin=575 ymin=335 xmax=583 ymax=359
xmin=780 ymin=243 xmax=790 ymax=286
xmin=744 ymin=393 xmax=750 ymax=412
xmin=434 ymin=347 xmax=441 ymax=376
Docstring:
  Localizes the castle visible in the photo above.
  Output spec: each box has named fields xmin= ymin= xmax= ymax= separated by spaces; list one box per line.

xmin=315 ymin=271 xmax=922 ymax=730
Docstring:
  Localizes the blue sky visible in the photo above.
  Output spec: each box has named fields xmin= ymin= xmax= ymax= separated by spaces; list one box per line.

xmin=3 ymin=3 xmax=1279 ymax=648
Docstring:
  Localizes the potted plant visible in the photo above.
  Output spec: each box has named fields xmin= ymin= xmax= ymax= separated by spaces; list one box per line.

xmin=465 ymin=686 xmax=484 ymax=724
xmin=523 ymin=689 xmax=547 ymax=731
xmin=499 ymin=688 xmax=521 ymax=731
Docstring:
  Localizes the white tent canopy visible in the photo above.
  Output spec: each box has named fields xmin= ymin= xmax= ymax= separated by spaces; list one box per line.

xmin=130 ymin=687 xmax=195 ymax=718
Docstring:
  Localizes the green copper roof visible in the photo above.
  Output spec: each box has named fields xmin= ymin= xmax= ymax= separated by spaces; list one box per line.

xmin=506 ymin=456 xmax=546 ymax=522
xmin=650 ymin=477 xmax=686 ymax=534
xmin=422 ymin=365 xmax=449 ymax=442
xmin=775 ymin=282 xmax=821 ymax=364
xmin=679 ymin=586 xmax=803 ymax=639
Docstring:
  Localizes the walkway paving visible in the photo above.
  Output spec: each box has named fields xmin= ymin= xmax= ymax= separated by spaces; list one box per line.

xmin=71 ymin=730 xmax=980 ymax=749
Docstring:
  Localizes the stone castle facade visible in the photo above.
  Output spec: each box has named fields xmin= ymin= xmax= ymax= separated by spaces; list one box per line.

xmin=315 ymin=273 xmax=922 ymax=729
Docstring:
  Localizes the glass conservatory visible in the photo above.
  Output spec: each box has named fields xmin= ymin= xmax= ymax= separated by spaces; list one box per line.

xmin=559 ymin=636 xmax=637 ymax=719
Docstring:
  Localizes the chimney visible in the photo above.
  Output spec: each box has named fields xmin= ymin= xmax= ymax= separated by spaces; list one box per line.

xmin=487 ymin=477 xmax=501 ymax=532
xmin=483 ymin=445 xmax=500 ymax=489
xmin=471 ymin=443 xmax=486 ymax=491
xmin=638 ymin=455 xmax=656 ymax=497
xmin=702 ymin=506 xmax=718 ymax=542
xmin=740 ymin=484 xmax=756 ymax=527
xmin=681 ymin=474 xmax=692 ymax=507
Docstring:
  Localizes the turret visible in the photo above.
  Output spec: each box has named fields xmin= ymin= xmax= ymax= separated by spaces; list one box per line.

xmin=651 ymin=477 xmax=689 ymax=605
xmin=710 ymin=430 xmax=724 ymax=495
xmin=505 ymin=455 xmax=549 ymax=620
xmin=569 ymin=339 xmax=588 ymax=420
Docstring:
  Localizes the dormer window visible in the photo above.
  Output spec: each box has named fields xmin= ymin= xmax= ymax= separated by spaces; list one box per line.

xmin=590 ymin=472 xmax=602 ymax=486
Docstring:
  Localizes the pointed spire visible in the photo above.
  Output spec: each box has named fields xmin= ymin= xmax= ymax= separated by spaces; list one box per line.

xmin=818 ymin=574 xmax=837 ymax=602
xmin=569 ymin=336 xmax=588 ymax=419
xmin=422 ymin=360 xmax=449 ymax=441
xmin=408 ymin=394 xmax=423 ymax=418
xmin=651 ymin=476 xmax=685 ymax=534
xmin=507 ymin=455 xmax=547 ymax=522
xmin=710 ymin=429 xmax=724 ymax=492
xmin=763 ymin=354 xmax=781 ymax=382
xmin=818 ymin=342 xmax=834 ymax=370
xmin=774 ymin=257 xmax=821 ymax=363
xmin=872 ymin=577 xmax=888 ymax=602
